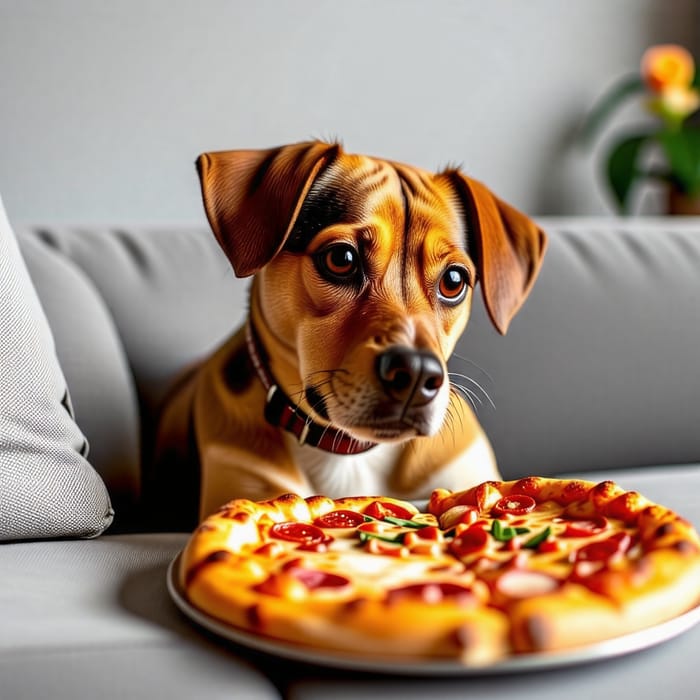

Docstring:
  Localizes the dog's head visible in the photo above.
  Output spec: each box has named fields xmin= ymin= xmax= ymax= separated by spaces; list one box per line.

xmin=197 ymin=141 xmax=546 ymax=443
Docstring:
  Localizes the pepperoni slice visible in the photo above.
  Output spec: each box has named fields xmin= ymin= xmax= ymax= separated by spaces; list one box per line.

xmin=314 ymin=510 xmax=365 ymax=529
xmin=296 ymin=541 xmax=330 ymax=553
xmin=270 ymin=522 xmax=328 ymax=545
xmin=608 ymin=531 xmax=633 ymax=552
xmin=449 ymin=525 xmax=489 ymax=558
xmin=364 ymin=500 xmax=415 ymax=521
xmin=289 ymin=567 xmax=350 ymax=590
xmin=387 ymin=582 xmax=474 ymax=605
xmin=575 ymin=533 xmax=630 ymax=562
xmin=492 ymin=495 xmax=536 ymax=517
xmin=562 ymin=516 xmax=609 ymax=538
xmin=575 ymin=540 xmax=617 ymax=562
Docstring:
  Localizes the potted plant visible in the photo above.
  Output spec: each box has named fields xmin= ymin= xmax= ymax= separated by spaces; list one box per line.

xmin=582 ymin=44 xmax=700 ymax=214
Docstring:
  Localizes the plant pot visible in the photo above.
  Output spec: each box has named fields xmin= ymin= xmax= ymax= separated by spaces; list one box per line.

xmin=668 ymin=187 xmax=700 ymax=214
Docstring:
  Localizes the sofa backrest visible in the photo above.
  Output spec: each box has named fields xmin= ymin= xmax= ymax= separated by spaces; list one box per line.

xmin=16 ymin=224 xmax=247 ymax=528
xmin=15 ymin=218 xmax=700 ymax=526
xmin=455 ymin=218 xmax=700 ymax=477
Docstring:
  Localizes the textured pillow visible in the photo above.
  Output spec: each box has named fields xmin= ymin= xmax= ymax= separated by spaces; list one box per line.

xmin=0 ymin=195 xmax=114 ymax=540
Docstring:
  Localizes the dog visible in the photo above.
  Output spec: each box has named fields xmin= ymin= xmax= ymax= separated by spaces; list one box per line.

xmin=153 ymin=141 xmax=546 ymax=528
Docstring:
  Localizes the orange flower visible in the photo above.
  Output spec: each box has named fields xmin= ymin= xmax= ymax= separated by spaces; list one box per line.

xmin=641 ymin=44 xmax=695 ymax=93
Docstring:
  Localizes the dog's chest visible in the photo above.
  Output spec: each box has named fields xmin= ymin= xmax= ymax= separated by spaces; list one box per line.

xmin=284 ymin=438 xmax=406 ymax=498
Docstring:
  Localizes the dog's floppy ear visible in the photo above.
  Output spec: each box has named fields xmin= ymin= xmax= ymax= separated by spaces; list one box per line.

xmin=196 ymin=141 xmax=341 ymax=276
xmin=448 ymin=173 xmax=547 ymax=335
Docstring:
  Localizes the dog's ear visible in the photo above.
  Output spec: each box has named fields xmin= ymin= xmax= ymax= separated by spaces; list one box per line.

xmin=447 ymin=173 xmax=547 ymax=334
xmin=196 ymin=141 xmax=341 ymax=276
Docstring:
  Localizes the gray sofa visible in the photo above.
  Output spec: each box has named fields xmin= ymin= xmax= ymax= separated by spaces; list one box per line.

xmin=2 ymin=216 xmax=699 ymax=699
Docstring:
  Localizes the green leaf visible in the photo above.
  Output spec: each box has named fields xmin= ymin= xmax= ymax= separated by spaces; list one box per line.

xmin=657 ymin=128 xmax=700 ymax=195
xmin=358 ymin=530 xmax=406 ymax=545
xmin=523 ymin=527 xmax=551 ymax=549
xmin=579 ymin=75 xmax=646 ymax=146
xmin=606 ymin=133 xmax=653 ymax=212
xmin=383 ymin=516 xmax=429 ymax=529
xmin=490 ymin=520 xmax=530 ymax=543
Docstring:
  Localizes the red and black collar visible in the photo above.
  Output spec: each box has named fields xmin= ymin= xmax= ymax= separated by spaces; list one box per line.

xmin=245 ymin=321 xmax=377 ymax=456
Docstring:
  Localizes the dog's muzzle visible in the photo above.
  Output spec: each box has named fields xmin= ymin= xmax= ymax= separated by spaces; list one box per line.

xmin=376 ymin=346 xmax=445 ymax=409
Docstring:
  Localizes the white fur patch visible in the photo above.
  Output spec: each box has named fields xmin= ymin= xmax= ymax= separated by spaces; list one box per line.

xmin=285 ymin=432 xmax=498 ymax=500
xmin=285 ymin=437 xmax=404 ymax=498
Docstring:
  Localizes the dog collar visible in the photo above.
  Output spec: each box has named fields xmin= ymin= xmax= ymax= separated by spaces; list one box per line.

xmin=245 ymin=321 xmax=377 ymax=456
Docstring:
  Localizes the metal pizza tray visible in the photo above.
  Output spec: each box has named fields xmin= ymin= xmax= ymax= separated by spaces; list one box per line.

xmin=166 ymin=553 xmax=700 ymax=675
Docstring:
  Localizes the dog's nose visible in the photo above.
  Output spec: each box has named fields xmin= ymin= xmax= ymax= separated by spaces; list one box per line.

xmin=376 ymin=346 xmax=444 ymax=407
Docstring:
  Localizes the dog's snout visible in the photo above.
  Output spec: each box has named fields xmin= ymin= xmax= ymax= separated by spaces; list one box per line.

xmin=376 ymin=346 xmax=444 ymax=407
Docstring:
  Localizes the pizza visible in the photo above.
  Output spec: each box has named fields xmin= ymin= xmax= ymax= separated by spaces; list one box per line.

xmin=178 ymin=477 xmax=700 ymax=665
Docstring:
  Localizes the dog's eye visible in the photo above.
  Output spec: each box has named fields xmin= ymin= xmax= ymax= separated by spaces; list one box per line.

xmin=437 ymin=266 xmax=469 ymax=305
xmin=316 ymin=244 xmax=360 ymax=282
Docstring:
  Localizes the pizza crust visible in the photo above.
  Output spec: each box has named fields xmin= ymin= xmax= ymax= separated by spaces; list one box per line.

xmin=180 ymin=478 xmax=700 ymax=662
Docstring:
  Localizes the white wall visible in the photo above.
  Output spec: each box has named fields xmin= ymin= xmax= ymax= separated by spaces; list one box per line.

xmin=0 ymin=0 xmax=698 ymax=223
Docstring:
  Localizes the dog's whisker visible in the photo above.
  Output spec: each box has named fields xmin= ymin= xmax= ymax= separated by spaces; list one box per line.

xmin=450 ymin=384 xmax=479 ymax=413
xmin=288 ymin=378 xmax=334 ymax=407
xmin=450 ymin=382 xmax=482 ymax=406
xmin=449 ymin=373 xmax=495 ymax=409
xmin=452 ymin=383 xmax=482 ymax=406
xmin=442 ymin=409 xmax=454 ymax=449
xmin=452 ymin=401 xmax=465 ymax=438
xmin=450 ymin=352 xmax=495 ymax=383
xmin=331 ymin=427 xmax=343 ymax=453
xmin=303 ymin=384 xmax=335 ymax=419
xmin=443 ymin=406 xmax=459 ymax=450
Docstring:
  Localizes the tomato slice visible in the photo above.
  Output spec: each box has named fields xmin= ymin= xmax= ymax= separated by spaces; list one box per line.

xmin=270 ymin=522 xmax=327 ymax=545
xmin=562 ymin=516 xmax=608 ymax=538
xmin=314 ymin=509 xmax=365 ymax=529
xmin=449 ymin=525 xmax=489 ymax=558
xmin=492 ymin=495 xmax=536 ymax=517
xmin=364 ymin=500 xmax=415 ymax=521
xmin=414 ymin=526 xmax=442 ymax=542
xmin=289 ymin=567 xmax=350 ymax=590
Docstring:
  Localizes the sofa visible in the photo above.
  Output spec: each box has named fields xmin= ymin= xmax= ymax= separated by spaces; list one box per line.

xmin=1 ymin=198 xmax=699 ymax=698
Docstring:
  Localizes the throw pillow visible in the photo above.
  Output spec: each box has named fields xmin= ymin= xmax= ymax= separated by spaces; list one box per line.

xmin=0 ymin=195 xmax=114 ymax=540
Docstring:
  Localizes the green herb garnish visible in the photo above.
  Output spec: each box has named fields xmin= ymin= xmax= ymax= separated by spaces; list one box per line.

xmin=358 ymin=530 xmax=406 ymax=545
xmin=383 ymin=516 xmax=429 ymax=529
xmin=523 ymin=527 xmax=551 ymax=549
xmin=490 ymin=519 xmax=530 ymax=542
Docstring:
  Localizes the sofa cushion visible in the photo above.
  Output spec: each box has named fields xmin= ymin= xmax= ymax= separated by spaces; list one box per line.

xmin=19 ymin=225 xmax=247 ymax=503
xmin=20 ymin=225 xmax=247 ymax=413
xmin=17 ymin=230 xmax=141 ymax=529
xmin=0 ymin=196 xmax=113 ymax=540
xmin=0 ymin=533 xmax=281 ymax=700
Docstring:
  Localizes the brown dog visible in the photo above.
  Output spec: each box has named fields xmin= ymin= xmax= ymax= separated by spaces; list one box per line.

xmin=154 ymin=141 xmax=546 ymax=528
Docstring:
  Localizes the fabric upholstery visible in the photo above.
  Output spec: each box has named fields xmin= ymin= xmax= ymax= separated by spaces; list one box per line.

xmin=16 ymin=225 xmax=246 ymax=526
xmin=18 ymin=231 xmax=140 ymax=529
xmin=14 ymin=218 xmax=700 ymax=528
xmin=453 ymin=218 xmax=700 ymax=478
xmin=3 ymin=217 xmax=700 ymax=696
xmin=19 ymin=225 xmax=247 ymax=412
xmin=0 ymin=533 xmax=282 ymax=699
xmin=0 ymin=197 xmax=113 ymax=541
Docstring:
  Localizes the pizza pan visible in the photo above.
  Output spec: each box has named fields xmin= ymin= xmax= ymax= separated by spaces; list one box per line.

xmin=166 ymin=553 xmax=700 ymax=675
